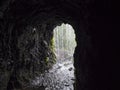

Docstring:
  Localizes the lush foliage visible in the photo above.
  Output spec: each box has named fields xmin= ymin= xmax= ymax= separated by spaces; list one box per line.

xmin=53 ymin=23 xmax=76 ymax=60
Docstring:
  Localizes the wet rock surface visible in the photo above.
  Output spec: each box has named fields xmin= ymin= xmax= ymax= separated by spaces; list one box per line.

xmin=0 ymin=0 xmax=113 ymax=90
xmin=31 ymin=59 xmax=75 ymax=90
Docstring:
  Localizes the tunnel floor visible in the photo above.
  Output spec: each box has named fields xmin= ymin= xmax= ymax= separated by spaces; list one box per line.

xmin=30 ymin=58 xmax=75 ymax=90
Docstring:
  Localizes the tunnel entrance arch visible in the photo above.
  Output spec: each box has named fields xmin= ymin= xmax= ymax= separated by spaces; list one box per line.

xmin=53 ymin=23 xmax=76 ymax=62
xmin=0 ymin=0 xmax=107 ymax=90
xmin=51 ymin=23 xmax=77 ymax=90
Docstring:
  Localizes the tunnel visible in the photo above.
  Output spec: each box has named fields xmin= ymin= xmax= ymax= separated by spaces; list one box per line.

xmin=0 ymin=0 xmax=114 ymax=90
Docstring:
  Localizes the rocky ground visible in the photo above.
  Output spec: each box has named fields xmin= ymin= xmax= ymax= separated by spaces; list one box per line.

xmin=31 ymin=58 xmax=75 ymax=90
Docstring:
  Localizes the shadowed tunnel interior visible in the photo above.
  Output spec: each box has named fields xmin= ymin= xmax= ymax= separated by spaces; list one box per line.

xmin=0 ymin=0 xmax=114 ymax=90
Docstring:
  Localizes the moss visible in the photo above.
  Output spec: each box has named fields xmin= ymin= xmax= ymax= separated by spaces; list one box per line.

xmin=49 ymin=36 xmax=57 ymax=63
xmin=45 ymin=57 xmax=49 ymax=64
xmin=50 ymin=37 xmax=55 ymax=51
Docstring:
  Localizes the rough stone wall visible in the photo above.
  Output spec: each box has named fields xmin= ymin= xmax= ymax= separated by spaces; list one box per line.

xmin=0 ymin=18 xmax=56 ymax=90
xmin=0 ymin=0 xmax=114 ymax=90
xmin=16 ymin=24 xmax=56 ymax=88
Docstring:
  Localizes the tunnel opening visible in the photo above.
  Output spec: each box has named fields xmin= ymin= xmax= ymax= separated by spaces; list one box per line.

xmin=52 ymin=23 xmax=77 ymax=90
xmin=53 ymin=23 xmax=76 ymax=63
xmin=29 ymin=23 xmax=77 ymax=90
xmin=0 ymin=0 xmax=113 ymax=90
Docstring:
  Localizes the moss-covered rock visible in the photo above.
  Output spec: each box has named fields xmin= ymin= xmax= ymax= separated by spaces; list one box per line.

xmin=15 ymin=24 xmax=56 ymax=88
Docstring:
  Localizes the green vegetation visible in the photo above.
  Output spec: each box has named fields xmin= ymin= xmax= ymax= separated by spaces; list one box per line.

xmin=53 ymin=23 xmax=76 ymax=58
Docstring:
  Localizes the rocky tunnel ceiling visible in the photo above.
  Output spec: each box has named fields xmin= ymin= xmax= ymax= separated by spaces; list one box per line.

xmin=0 ymin=0 xmax=91 ymax=25
xmin=0 ymin=0 xmax=113 ymax=90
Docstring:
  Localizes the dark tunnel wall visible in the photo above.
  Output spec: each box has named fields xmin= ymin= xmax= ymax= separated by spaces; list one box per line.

xmin=0 ymin=0 xmax=114 ymax=90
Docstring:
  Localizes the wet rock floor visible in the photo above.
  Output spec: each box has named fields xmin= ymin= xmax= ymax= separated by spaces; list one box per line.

xmin=31 ymin=59 xmax=75 ymax=90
